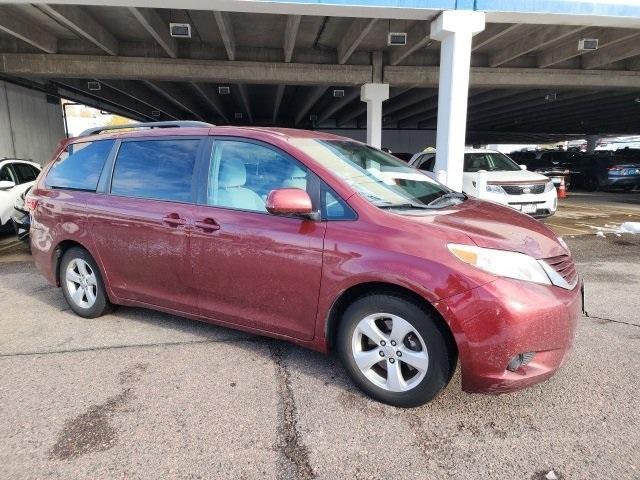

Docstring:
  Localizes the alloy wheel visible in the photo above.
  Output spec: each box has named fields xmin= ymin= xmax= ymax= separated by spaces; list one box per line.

xmin=351 ymin=313 xmax=429 ymax=392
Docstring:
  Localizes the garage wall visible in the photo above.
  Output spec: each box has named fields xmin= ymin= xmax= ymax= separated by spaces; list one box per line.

xmin=0 ymin=81 xmax=65 ymax=165
xmin=318 ymin=129 xmax=437 ymax=154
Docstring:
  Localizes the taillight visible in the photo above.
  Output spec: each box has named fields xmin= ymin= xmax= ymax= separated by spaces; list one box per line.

xmin=25 ymin=195 xmax=38 ymax=211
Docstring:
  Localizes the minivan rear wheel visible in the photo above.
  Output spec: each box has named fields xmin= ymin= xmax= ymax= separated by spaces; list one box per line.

xmin=60 ymin=247 xmax=111 ymax=318
xmin=337 ymin=294 xmax=453 ymax=407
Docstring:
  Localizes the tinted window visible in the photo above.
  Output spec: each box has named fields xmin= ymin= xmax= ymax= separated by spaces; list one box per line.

xmin=0 ymin=165 xmax=16 ymax=184
xmin=46 ymin=140 xmax=114 ymax=191
xmin=13 ymin=163 xmax=39 ymax=184
xmin=111 ymin=139 xmax=200 ymax=203
xmin=208 ymin=140 xmax=310 ymax=213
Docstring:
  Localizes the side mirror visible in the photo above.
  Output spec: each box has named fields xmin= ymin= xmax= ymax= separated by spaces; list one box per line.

xmin=519 ymin=164 xmax=527 ymax=170
xmin=0 ymin=180 xmax=16 ymax=190
xmin=266 ymin=188 xmax=317 ymax=219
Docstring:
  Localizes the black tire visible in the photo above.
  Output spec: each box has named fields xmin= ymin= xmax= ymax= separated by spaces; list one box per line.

xmin=59 ymin=247 xmax=111 ymax=318
xmin=337 ymin=294 xmax=455 ymax=408
xmin=583 ymin=175 xmax=599 ymax=192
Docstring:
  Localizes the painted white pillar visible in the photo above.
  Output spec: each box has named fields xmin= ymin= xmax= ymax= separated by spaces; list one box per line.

xmin=431 ymin=11 xmax=485 ymax=192
xmin=361 ymin=83 xmax=389 ymax=149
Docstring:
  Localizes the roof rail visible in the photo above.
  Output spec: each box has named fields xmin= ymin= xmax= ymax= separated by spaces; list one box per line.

xmin=79 ymin=121 xmax=214 ymax=137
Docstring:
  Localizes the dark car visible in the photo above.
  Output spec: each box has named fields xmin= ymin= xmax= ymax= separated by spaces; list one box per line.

xmin=517 ymin=151 xmax=572 ymax=189
xmin=28 ymin=121 xmax=581 ymax=407
xmin=560 ymin=152 xmax=638 ymax=191
xmin=11 ymin=186 xmax=31 ymax=242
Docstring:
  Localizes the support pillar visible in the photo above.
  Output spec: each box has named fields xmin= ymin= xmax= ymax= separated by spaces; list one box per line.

xmin=361 ymin=83 xmax=389 ymax=149
xmin=431 ymin=11 xmax=485 ymax=191
xmin=586 ymin=135 xmax=599 ymax=154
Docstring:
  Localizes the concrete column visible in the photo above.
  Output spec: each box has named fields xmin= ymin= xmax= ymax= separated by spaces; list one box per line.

xmin=360 ymin=83 xmax=389 ymax=149
xmin=586 ymin=135 xmax=599 ymax=154
xmin=431 ymin=11 xmax=485 ymax=191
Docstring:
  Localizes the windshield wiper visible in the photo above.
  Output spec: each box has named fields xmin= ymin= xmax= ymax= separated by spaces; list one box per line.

xmin=377 ymin=203 xmax=431 ymax=210
xmin=426 ymin=192 xmax=467 ymax=207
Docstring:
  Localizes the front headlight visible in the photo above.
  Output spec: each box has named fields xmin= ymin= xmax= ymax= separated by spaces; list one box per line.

xmin=486 ymin=184 xmax=505 ymax=194
xmin=544 ymin=180 xmax=555 ymax=192
xmin=448 ymin=244 xmax=551 ymax=285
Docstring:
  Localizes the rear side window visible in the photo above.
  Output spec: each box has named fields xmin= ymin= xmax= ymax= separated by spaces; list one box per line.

xmin=13 ymin=163 xmax=39 ymax=184
xmin=46 ymin=140 xmax=114 ymax=191
xmin=111 ymin=139 xmax=200 ymax=203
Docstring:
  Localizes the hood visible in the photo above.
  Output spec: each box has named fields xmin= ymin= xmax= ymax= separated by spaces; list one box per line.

xmin=481 ymin=170 xmax=549 ymax=183
xmin=404 ymin=199 xmax=567 ymax=259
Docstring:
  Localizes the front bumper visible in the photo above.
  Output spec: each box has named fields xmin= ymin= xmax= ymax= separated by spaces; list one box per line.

xmin=483 ymin=188 xmax=558 ymax=218
xmin=10 ymin=210 xmax=30 ymax=241
xmin=435 ymin=276 xmax=581 ymax=394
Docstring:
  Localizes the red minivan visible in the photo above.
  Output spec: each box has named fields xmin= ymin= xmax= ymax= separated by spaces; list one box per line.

xmin=29 ymin=122 xmax=582 ymax=407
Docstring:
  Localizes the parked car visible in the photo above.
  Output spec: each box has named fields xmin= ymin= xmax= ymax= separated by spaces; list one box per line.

xmin=516 ymin=150 xmax=572 ymax=189
xmin=409 ymin=149 xmax=558 ymax=218
xmin=11 ymin=186 xmax=32 ymax=243
xmin=0 ymin=159 xmax=41 ymax=232
xmin=544 ymin=151 xmax=635 ymax=192
xmin=28 ymin=122 xmax=581 ymax=407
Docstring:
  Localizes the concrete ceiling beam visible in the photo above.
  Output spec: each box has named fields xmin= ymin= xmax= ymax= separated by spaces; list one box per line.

xmin=0 ymin=53 xmax=373 ymax=86
xmin=295 ymin=86 xmax=327 ymax=125
xmin=100 ymin=79 xmax=184 ymax=120
xmin=191 ymin=83 xmax=230 ymax=123
xmin=37 ymin=4 xmax=118 ymax=55
xmin=0 ymin=6 xmax=57 ymax=53
xmin=283 ymin=15 xmax=302 ymax=63
xmin=581 ymin=33 xmax=640 ymax=69
xmin=214 ymin=11 xmax=236 ymax=61
xmin=471 ymin=24 xmax=520 ymax=52
xmin=537 ymin=27 xmax=639 ymax=68
xmin=128 ymin=7 xmax=177 ymax=59
xmin=488 ymin=25 xmax=587 ymax=67
xmin=144 ymin=81 xmax=207 ymax=121
xmin=338 ymin=18 xmax=378 ymax=65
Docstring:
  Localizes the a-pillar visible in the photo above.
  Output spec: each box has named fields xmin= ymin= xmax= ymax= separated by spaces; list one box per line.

xmin=431 ymin=10 xmax=485 ymax=191
xmin=361 ymin=83 xmax=389 ymax=149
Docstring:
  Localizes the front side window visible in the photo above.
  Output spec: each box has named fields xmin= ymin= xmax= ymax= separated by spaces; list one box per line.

xmin=463 ymin=152 xmax=521 ymax=172
xmin=46 ymin=140 xmax=114 ymax=191
xmin=111 ymin=139 xmax=200 ymax=203
xmin=291 ymin=139 xmax=459 ymax=210
xmin=13 ymin=163 xmax=39 ymax=184
xmin=208 ymin=140 xmax=310 ymax=213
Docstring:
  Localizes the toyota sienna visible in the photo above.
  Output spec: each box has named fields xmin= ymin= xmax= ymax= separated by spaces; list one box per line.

xmin=29 ymin=122 xmax=582 ymax=407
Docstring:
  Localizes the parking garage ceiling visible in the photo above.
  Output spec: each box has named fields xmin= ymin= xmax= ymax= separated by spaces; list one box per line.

xmin=1 ymin=3 xmax=640 ymax=143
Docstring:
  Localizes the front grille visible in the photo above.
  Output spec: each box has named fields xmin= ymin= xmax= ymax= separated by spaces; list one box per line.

xmin=544 ymin=254 xmax=578 ymax=286
xmin=500 ymin=183 xmax=546 ymax=195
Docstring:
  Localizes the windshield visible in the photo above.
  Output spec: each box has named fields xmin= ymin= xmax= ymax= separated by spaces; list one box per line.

xmin=464 ymin=152 xmax=521 ymax=172
xmin=291 ymin=139 xmax=458 ymax=209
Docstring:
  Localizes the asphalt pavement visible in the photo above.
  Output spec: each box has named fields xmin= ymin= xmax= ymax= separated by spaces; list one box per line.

xmin=0 ymin=233 xmax=638 ymax=480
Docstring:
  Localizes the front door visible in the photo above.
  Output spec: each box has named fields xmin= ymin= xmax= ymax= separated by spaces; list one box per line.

xmin=89 ymin=137 xmax=204 ymax=313
xmin=190 ymin=138 xmax=326 ymax=340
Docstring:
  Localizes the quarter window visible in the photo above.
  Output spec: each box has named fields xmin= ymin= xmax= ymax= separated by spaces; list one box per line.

xmin=208 ymin=140 xmax=310 ymax=213
xmin=111 ymin=139 xmax=200 ymax=203
xmin=46 ymin=140 xmax=114 ymax=191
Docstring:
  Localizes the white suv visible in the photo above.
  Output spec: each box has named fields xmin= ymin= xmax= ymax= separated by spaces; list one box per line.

xmin=0 ymin=159 xmax=41 ymax=230
xmin=409 ymin=149 xmax=557 ymax=218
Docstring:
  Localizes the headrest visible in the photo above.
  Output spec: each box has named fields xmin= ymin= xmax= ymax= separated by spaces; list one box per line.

xmin=219 ymin=158 xmax=247 ymax=188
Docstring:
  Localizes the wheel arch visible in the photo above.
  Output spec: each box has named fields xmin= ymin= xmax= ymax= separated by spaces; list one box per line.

xmin=324 ymin=282 xmax=458 ymax=364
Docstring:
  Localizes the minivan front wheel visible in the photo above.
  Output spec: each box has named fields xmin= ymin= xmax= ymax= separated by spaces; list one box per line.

xmin=337 ymin=294 xmax=453 ymax=407
xmin=60 ymin=247 xmax=111 ymax=318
